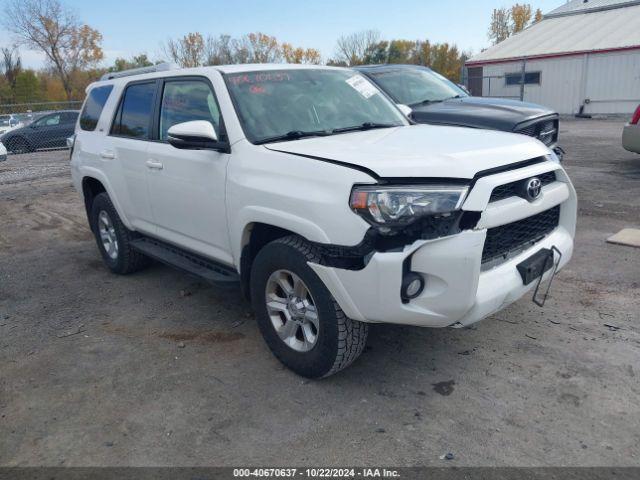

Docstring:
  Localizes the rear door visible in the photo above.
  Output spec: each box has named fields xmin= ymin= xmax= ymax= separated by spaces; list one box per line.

xmin=108 ymin=80 xmax=158 ymax=233
xmin=146 ymin=76 xmax=232 ymax=265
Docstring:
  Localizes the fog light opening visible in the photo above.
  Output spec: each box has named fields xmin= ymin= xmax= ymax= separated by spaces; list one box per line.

xmin=402 ymin=273 xmax=425 ymax=302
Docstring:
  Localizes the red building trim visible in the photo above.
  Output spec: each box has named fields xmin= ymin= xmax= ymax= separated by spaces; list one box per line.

xmin=466 ymin=45 xmax=640 ymax=66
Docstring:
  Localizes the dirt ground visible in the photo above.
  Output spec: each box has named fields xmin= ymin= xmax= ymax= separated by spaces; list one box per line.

xmin=1 ymin=120 xmax=639 ymax=467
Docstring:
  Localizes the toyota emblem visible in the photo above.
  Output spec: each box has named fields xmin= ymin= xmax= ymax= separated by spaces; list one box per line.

xmin=525 ymin=177 xmax=542 ymax=201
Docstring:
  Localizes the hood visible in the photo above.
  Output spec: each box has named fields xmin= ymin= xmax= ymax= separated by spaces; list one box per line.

xmin=264 ymin=124 xmax=550 ymax=179
xmin=411 ymin=96 xmax=557 ymax=132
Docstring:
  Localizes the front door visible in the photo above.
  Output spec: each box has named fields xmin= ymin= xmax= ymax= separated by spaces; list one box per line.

xmin=146 ymin=77 xmax=232 ymax=265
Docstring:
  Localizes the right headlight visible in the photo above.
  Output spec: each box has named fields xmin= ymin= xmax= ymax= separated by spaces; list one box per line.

xmin=349 ymin=184 xmax=469 ymax=232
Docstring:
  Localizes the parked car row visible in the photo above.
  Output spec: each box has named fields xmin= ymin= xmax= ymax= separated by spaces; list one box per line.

xmin=70 ymin=63 xmax=576 ymax=378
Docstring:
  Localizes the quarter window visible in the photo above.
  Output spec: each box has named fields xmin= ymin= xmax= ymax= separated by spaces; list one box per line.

xmin=159 ymin=80 xmax=221 ymax=141
xmin=111 ymin=82 xmax=156 ymax=139
xmin=80 ymin=85 xmax=113 ymax=131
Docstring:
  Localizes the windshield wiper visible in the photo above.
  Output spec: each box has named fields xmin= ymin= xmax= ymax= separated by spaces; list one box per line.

xmin=331 ymin=122 xmax=398 ymax=134
xmin=255 ymin=130 xmax=331 ymax=145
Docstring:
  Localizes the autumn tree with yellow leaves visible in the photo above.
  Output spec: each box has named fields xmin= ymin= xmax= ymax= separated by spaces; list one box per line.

xmin=488 ymin=3 xmax=540 ymax=45
xmin=2 ymin=0 xmax=103 ymax=100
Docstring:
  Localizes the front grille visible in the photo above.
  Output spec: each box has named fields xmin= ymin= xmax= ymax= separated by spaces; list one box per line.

xmin=482 ymin=205 xmax=560 ymax=265
xmin=489 ymin=171 xmax=556 ymax=202
xmin=516 ymin=119 xmax=558 ymax=146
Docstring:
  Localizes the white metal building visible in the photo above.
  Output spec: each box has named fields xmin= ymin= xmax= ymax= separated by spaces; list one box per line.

xmin=465 ymin=0 xmax=640 ymax=115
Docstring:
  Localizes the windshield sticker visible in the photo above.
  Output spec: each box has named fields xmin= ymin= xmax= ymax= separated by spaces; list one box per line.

xmin=345 ymin=75 xmax=378 ymax=99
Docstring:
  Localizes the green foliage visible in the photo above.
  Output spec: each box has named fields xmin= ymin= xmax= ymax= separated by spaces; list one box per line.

xmin=110 ymin=54 xmax=154 ymax=72
xmin=13 ymin=70 xmax=40 ymax=103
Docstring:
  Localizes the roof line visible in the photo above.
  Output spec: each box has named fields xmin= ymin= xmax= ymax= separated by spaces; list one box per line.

xmin=466 ymin=45 xmax=640 ymax=66
xmin=545 ymin=0 xmax=640 ymax=18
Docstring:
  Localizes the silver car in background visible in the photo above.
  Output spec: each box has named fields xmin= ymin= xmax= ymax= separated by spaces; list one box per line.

xmin=622 ymin=105 xmax=640 ymax=154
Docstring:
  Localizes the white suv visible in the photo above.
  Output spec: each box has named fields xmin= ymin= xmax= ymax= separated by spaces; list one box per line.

xmin=71 ymin=63 xmax=577 ymax=378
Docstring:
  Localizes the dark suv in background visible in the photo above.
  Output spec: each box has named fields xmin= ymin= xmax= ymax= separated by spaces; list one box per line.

xmin=356 ymin=64 xmax=562 ymax=158
xmin=0 ymin=110 xmax=79 ymax=154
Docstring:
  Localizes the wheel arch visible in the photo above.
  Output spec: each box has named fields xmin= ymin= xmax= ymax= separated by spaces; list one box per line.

xmin=239 ymin=222 xmax=303 ymax=301
xmin=79 ymin=168 xmax=133 ymax=231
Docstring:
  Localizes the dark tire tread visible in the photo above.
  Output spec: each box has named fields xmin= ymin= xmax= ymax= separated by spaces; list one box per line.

xmin=271 ymin=235 xmax=368 ymax=377
xmin=91 ymin=192 xmax=150 ymax=275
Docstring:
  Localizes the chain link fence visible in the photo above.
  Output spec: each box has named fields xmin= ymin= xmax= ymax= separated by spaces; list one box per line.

xmin=0 ymin=101 xmax=82 ymax=156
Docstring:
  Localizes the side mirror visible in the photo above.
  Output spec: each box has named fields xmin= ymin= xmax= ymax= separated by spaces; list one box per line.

xmin=396 ymin=104 xmax=413 ymax=118
xmin=167 ymin=121 xmax=228 ymax=152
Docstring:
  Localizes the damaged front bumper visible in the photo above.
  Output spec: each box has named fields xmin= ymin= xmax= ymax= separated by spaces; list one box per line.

xmin=309 ymin=161 xmax=577 ymax=328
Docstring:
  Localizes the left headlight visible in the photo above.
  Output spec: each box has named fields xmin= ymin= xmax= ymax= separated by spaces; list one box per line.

xmin=349 ymin=184 xmax=469 ymax=231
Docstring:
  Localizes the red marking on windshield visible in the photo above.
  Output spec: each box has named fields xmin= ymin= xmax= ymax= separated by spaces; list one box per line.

xmin=229 ymin=72 xmax=291 ymax=85
xmin=250 ymin=85 xmax=266 ymax=94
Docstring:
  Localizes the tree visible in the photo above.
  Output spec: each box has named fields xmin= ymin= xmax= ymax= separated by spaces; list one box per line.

xmin=511 ymin=3 xmax=533 ymax=34
xmin=282 ymin=43 xmax=322 ymax=64
xmin=334 ymin=30 xmax=380 ymax=66
xmin=387 ymin=40 xmax=417 ymax=64
xmin=1 ymin=46 xmax=22 ymax=91
xmin=534 ymin=8 xmax=544 ymax=23
xmin=204 ymin=34 xmax=235 ymax=65
xmin=245 ymin=32 xmax=281 ymax=63
xmin=363 ymin=41 xmax=389 ymax=64
xmin=111 ymin=54 xmax=153 ymax=72
xmin=13 ymin=70 xmax=40 ymax=103
xmin=163 ymin=32 xmax=207 ymax=68
xmin=3 ymin=0 xmax=103 ymax=100
xmin=488 ymin=7 xmax=511 ymax=45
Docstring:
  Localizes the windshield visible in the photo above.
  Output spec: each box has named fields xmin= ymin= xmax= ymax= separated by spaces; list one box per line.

xmin=0 ymin=116 xmax=11 ymax=126
xmin=367 ymin=68 xmax=468 ymax=106
xmin=225 ymin=69 xmax=407 ymax=144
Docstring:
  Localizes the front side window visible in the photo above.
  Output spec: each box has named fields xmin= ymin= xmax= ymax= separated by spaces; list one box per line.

xmin=159 ymin=80 xmax=221 ymax=141
xmin=111 ymin=82 xmax=156 ymax=139
xmin=80 ymin=85 xmax=113 ymax=131
xmin=225 ymin=69 xmax=407 ymax=144
xmin=367 ymin=68 xmax=467 ymax=106
xmin=35 ymin=114 xmax=61 ymax=127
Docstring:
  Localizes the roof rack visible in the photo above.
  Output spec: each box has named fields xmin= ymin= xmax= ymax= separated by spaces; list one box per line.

xmin=100 ymin=62 xmax=178 ymax=81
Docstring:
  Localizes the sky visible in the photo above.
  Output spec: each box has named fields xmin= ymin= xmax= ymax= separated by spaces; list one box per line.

xmin=0 ymin=0 xmax=567 ymax=69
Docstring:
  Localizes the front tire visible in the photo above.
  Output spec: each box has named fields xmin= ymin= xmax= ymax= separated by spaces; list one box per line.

xmin=90 ymin=192 xmax=150 ymax=274
xmin=250 ymin=236 xmax=368 ymax=378
xmin=7 ymin=137 xmax=32 ymax=154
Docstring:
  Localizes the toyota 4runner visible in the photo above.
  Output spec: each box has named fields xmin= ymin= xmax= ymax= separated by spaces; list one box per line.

xmin=71 ymin=63 xmax=577 ymax=378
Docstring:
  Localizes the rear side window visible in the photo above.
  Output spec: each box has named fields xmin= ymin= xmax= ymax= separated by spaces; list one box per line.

xmin=111 ymin=82 xmax=156 ymax=139
xmin=80 ymin=86 xmax=113 ymax=131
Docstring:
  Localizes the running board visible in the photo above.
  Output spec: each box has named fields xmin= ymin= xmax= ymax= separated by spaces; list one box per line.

xmin=130 ymin=237 xmax=239 ymax=285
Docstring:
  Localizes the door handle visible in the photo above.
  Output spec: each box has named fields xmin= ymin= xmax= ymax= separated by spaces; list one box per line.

xmin=146 ymin=159 xmax=164 ymax=170
xmin=99 ymin=150 xmax=116 ymax=160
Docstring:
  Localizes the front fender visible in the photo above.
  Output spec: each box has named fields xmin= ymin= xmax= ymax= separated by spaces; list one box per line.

xmin=231 ymin=206 xmax=333 ymax=264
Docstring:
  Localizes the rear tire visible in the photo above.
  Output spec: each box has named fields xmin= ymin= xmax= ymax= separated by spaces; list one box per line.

xmin=250 ymin=235 xmax=368 ymax=378
xmin=90 ymin=192 xmax=150 ymax=274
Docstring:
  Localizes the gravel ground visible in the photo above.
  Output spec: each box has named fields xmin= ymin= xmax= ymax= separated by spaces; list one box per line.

xmin=0 ymin=120 xmax=639 ymax=467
